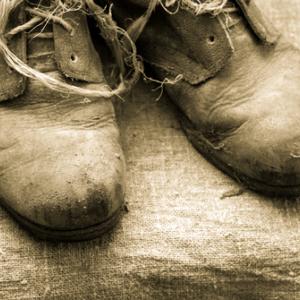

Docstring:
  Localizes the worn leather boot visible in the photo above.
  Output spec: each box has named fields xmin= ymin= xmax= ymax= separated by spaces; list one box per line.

xmin=114 ymin=0 xmax=300 ymax=196
xmin=0 ymin=2 xmax=127 ymax=240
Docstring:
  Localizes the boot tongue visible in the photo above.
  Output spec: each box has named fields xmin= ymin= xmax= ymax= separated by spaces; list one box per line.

xmin=26 ymin=0 xmax=55 ymax=72
xmin=27 ymin=21 xmax=56 ymax=73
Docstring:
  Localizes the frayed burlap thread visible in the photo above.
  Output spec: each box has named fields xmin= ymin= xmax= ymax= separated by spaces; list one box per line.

xmin=123 ymin=0 xmax=229 ymax=96
xmin=0 ymin=0 xmax=141 ymax=99
xmin=160 ymin=0 xmax=228 ymax=15
xmin=0 ymin=0 xmax=229 ymax=99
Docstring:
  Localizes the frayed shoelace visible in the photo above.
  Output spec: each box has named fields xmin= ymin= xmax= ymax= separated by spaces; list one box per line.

xmin=0 ymin=0 xmax=142 ymax=100
xmin=0 ymin=0 xmax=239 ymax=99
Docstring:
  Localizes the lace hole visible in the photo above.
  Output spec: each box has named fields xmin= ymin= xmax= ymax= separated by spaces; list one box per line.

xmin=70 ymin=53 xmax=78 ymax=62
xmin=207 ymin=35 xmax=216 ymax=44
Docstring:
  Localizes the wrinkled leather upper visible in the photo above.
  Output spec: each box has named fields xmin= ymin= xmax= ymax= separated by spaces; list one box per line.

xmin=117 ymin=0 xmax=300 ymax=191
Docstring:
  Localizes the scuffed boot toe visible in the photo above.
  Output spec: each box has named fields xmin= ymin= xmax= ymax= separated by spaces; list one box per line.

xmin=0 ymin=129 xmax=125 ymax=241
xmin=0 ymin=2 xmax=131 ymax=240
xmin=207 ymin=116 xmax=300 ymax=196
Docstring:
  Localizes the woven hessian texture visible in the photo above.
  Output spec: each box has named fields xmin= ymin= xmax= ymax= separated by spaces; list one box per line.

xmin=0 ymin=1 xmax=299 ymax=299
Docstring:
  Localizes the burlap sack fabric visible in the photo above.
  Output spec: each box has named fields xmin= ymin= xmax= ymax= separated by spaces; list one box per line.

xmin=0 ymin=1 xmax=299 ymax=299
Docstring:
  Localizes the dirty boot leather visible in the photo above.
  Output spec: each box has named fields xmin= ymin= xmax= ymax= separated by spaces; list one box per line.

xmin=0 ymin=3 xmax=126 ymax=240
xmin=114 ymin=0 xmax=300 ymax=196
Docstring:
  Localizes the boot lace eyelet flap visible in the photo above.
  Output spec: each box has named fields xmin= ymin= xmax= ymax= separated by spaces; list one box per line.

xmin=53 ymin=11 xmax=106 ymax=84
xmin=0 ymin=4 xmax=26 ymax=102
xmin=138 ymin=8 xmax=234 ymax=85
xmin=135 ymin=0 xmax=280 ymax=85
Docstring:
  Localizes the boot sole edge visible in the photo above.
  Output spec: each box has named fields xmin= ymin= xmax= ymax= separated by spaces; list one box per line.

xmin=180 ymin=114 xmax=300 ymax=198
xmin=2 ymin=204 xmax=124 ymax=242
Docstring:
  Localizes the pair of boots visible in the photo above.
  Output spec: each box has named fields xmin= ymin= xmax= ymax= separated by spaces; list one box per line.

xmin=0 ymin=0 xmax=299 ymax=241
